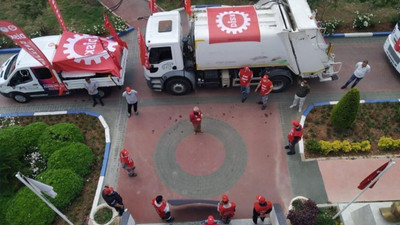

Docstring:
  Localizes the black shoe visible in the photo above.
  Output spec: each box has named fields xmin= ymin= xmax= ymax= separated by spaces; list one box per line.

xmin=340 ymin=86 xmax=346 ymax=89
xmin=285 ymin=145 xmax=289 ymax=149
xmin=257 ymin=101 xmax=263 ymax=104
xmin=129 ymin=173 xmax=137 ymax=177
xmin=166 ymin=217 xmax=175 ymax=223
xmin=261 ymin=105 xmax=266 ymax=110
xmin=241 ymin=98 xmax=245 ymax=103
xmin=93 ymin=102 xmax=97 ymax=107
xmin=100 ymin=101 xmax=104 ymax=106
xmin=287 ymin=151 xmax=295 ymax=155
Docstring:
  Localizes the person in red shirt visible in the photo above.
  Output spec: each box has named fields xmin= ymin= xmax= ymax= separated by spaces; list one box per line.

xmin=253 ymin=195 xmax=273 ymax=224
xmin=201 ymin=215 xmax=219 ymax=225
xmin=254 ymin=74 xmax=273 ymax=110
xmin=285 ymin=120 xmax=303 ymax=155
xmin=151 ymin=195 xmax=174 ymax=222
xmin=189 ymin=106 xmax=203 ymax=134
xmin=217 ymin=195 xmax=236 ymax=224
xmin=239 ymin=66 xmax=253 ymax=102
xmin=120 ymin=149 xmax=137 ymax=177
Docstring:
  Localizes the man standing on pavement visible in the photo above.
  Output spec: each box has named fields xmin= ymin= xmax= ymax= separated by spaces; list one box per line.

xmin=217 ymin=195 xmax=236 ymax=224
xmin=253 ymin=195 xmax=273 ymax=224
xmin=290 ymin=79 xmax=310 ymax=113
xmin=84 ymin=78 xmax=104 ymax=107
xmin=285 ymin=120 xmax=303 ymax=155
xmin=102 ymin=186 xmax=125 ymax=216
xmin=254 ymin=74 xmax=273 ymax=110
xmin=239 ymin=66 xmax=253 ymax=102
xmin=341 ymin=60 xmax=371 ymax=89
xmin=152 ymin=195 xmax=174 ymax=222
xmin=189 ymin=106 xmax=203 ymax=134
xmin=120 ymin=149 xmax=137 ymax=177
xmin=122 ymin=86 xmax=139 ymax=117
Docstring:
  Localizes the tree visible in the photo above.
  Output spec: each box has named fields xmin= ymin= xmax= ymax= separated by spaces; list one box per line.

xmin=330 ymin=88 xmax=360 ymax=129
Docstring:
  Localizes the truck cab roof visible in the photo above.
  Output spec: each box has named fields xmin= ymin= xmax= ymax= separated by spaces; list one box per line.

xmin=145 ymin=11 xmax=181 ymax=47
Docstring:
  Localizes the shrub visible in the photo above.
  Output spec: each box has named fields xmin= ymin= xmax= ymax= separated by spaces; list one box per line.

xmin=360 ymin=140 xmax=371 ymax=152
xmin=20 ymin=122 xmax=48 ymax=152
xmin=315 ymin=208 xmax=337 ymax=225
xmin=321 ymin=19 xmax=343 ymax=35
xmin=287 ymin=199 xmax=319 ymax=225
xmin=24 ymin=151 xmax=47 ymax=178
xmin=330 ymin=88 xmax=360 ymax=129
xmin=317 ymin=140 xmax=370 ymax=155
xmin=36 ymin=169 xmax=83 ymax=209
xmin=306 ymin=140 xmax=322 ymax=153
xmin=341 ymin=140 xmax=352 ymax=153
xmin=5 ymin=187 xmax=55 ymax=225
xmin=0 ymin=126 xmax=25 ymax=156
xmin=0 ymin=195 xmax=12 ymax=223
xmin=378 ymin=137 xmax=399 ymax=151
xmin=38 ymin=123 xmax=84 ymax=159
xmin=48 ymin=142 xmax=94 ymax=177
xmin=353 ymin=11 xmax=375 ymax=29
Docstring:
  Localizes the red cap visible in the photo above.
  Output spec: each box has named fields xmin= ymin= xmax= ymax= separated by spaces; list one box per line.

xmin=244 ymin=66 xmax=250 ymax=71
xmin=126 ymin=87 xmax=131 ymax=92
xmin=263 ymin=74 xmax=269 ymax=79
xmin=104 ymin=186 xmax=114 ymax=195
xmin=257 ymin=195 xmax=266 ymax=203
xmin=222 ymin=195 xmax=229 ymax=203
xmin=292 ymin=120 xmax=300 ymax=127
xmin=120 ymin=149 xmax=129 ymax=158
xmin=207 ymin=215 xmax=215 ymax=224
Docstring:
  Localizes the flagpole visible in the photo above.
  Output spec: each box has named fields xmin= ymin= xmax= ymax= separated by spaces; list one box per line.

xmin=16 ymin=172 xmax=74 ymax=225
xmin=332 ymin=159 xmax=396 ymax=219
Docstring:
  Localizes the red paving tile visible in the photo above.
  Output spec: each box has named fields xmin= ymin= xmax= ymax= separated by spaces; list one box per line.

xmin=318 ymin=158 xmax=400 ymax=203
xmin=117 ymin=102 xmax=292 ymax=223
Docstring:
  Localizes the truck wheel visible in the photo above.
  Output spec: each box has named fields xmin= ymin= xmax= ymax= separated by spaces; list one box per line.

xmin=165 ymin=78 xmax=192 ymax=95
xmin=269 ymin=76 xmax=290 ymax=92
xmin=12 ymin=93 xmax=30 ymax=103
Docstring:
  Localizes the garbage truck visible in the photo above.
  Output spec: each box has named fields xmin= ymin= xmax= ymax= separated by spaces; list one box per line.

xmin=0 ymin=31 xmax=128 ymax=103
xmin=383 ymin=20 xmax=400 ymax=74
xmin=141 ymin=0 xmax=342 ymax=95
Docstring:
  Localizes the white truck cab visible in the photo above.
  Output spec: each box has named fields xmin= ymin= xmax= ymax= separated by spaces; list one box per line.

xmin=384 ymin=21 xmax=400 ymax=74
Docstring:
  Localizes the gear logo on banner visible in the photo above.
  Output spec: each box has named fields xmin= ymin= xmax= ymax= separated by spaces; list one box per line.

xmin=63 ymin=34 xmax=118 ymax=65
xmin=216 ymin=11 xmax=251 ymax=34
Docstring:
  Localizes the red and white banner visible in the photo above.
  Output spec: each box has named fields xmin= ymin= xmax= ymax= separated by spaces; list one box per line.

xmin=394 ymin=37 xmax=400 ymax=52
xmin=48 ymin=0 xmax=68 ymax=31
xmin=148 ymin=0 xmax=158 ymax=14
xmin=137 ymin=29 xmax=150 ymax=69
xmin=184 ymin=0 xmax=192 ymax=17
xmin=207 ymin=6 xmax=260 ymax=44
xmin=357 ymin=161 xmax=390 ymax=190
xmin=103 ymin=13 xmax=128 ymax=49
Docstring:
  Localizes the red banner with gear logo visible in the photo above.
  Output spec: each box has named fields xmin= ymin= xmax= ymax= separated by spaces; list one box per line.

xmin=207 ymin=6 xmax=260 ymax=44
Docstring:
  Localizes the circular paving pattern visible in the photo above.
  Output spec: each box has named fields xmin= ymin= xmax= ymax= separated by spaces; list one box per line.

xmin=154 ymin=117 xmax=247 ymax=198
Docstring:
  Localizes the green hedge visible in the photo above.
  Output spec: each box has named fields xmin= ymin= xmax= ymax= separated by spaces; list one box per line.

xmin=38 ymin=123 xmax=84 ymax=159
xmin=36 ymin=169 xmax=83 ymax=209
xmin=378 ymin=136 xmax=400 ymax=151
xmin=5 ymin=187 xmax=55 ymax=225
xmin=306 ymin=140 xmax=371 ymax=155
xmin=21 ymin=122 xmax=48 ymax=152
xmin=330 ymin=88 xmax=360 ymax=129
xmin=0 ymin=195 xmax=12 ymax=223
xmin=48 ymin=142 xmax=94 ymax=177
xmin=0 ymin=126 xmax=25 ymax=156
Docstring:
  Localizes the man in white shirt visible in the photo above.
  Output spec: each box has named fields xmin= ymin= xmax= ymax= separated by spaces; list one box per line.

xmin=84 ymin=78 xmax=104 ymax=107
xmin=341 ymin=60 xmax=371 ymax=89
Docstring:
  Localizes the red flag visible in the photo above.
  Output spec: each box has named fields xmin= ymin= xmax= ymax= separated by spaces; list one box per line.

xmin=148 ymin=0 xmax=158 ymax=14
xmin=394 ymin=37 xmax=400 ymax=52
xmin=358 ymin=161 xmax=389 ymax=190
xmin=0 ymin=20 xmax=66 ymax=95
xmin=137 ymin=29 xmax=150 ymax=69
xmin=48 ymin=0 xmax=68 ymax=31
xmin=184 ymin=0 xmax=192 ymax=17
xmin=99 ymin=37 xmax=122 ymax=71
xmin=103 ymin=13 xmax=128 ymax=49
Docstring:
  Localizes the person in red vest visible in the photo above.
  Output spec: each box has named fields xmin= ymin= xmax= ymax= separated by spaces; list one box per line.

xmin=151 ymin=195 xmax=174 ymax=222
xmin=201 ymin=215 xmax=219 ymax=225
xmin=254 ymin=74 xmax=273 ymax=110
xmin=239 ymin=66 xmax=253 ymax=102
xmin=285 ymin=120 xmax=303 ymax=155
xmin=217 ymin=195 xmax=236 ymax=224
xmin=120 ymin=149 xmax=137 ymax=177
xmin=189 ymin=106 xmax=203 ymax=134
xmin=253 ymin=195 xmax=273 ymax=224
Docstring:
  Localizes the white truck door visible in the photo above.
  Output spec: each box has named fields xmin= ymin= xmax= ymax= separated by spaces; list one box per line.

xmin=8 ymin=69 xmax=44 ymax=94
xmin=148 ymin=46 xmax=177 ymax=77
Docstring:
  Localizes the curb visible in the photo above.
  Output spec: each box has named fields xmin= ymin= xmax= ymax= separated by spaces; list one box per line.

xmin=299 ymin=98 xmax=400 ymax=162
xmin=0 ymin=27 xmax=135 ymax=54
xmin=324 ymin=31 xmax=391 ymax=38
xmin=0 ymin=110 xmax=111 ymax=220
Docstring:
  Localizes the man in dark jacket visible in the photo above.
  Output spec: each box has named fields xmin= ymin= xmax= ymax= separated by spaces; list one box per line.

xmin=289 ymin=79 xmax=310 ymax=113
xmin=102 ymin=186 xmax=125 ymax=216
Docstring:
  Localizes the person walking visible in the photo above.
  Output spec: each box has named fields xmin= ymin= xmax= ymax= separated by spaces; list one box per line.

xmin=217 ymin=195 xmax=236 ymax=224
xmin=252 ymin=195 xmax=273 ymax=224
xmin=285 ymin=120 xmax=303 ymax=155
xmin=239 ymin=66 xmax=253 ymax=102
xmin=122 ymin=86 xmax=139 ymax=117
xmin=84 ymin=78 xmax=104 ymax=107
xmin=341 ymin=60 xmax=371 ymax=89
xmin=254 ymin=74 xmax=273 ymax=110
xmin=201 ymin=215 xmax=219 ymax=225
xmin=289 ymin=79 xmax=310 ymax=113
xmin=152 ymin=195 xmax=174 ymax=222
xmin=120 ymin=149 xmax=137 ymax=177
xmin=189 ymin=106 xmax=203 ymax=134
xmin=102 ymin=186 xmax=125 ymax=216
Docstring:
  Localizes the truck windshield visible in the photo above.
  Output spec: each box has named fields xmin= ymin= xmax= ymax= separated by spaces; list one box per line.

xmin=2 ymin=54 xmax=18 ymax=80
